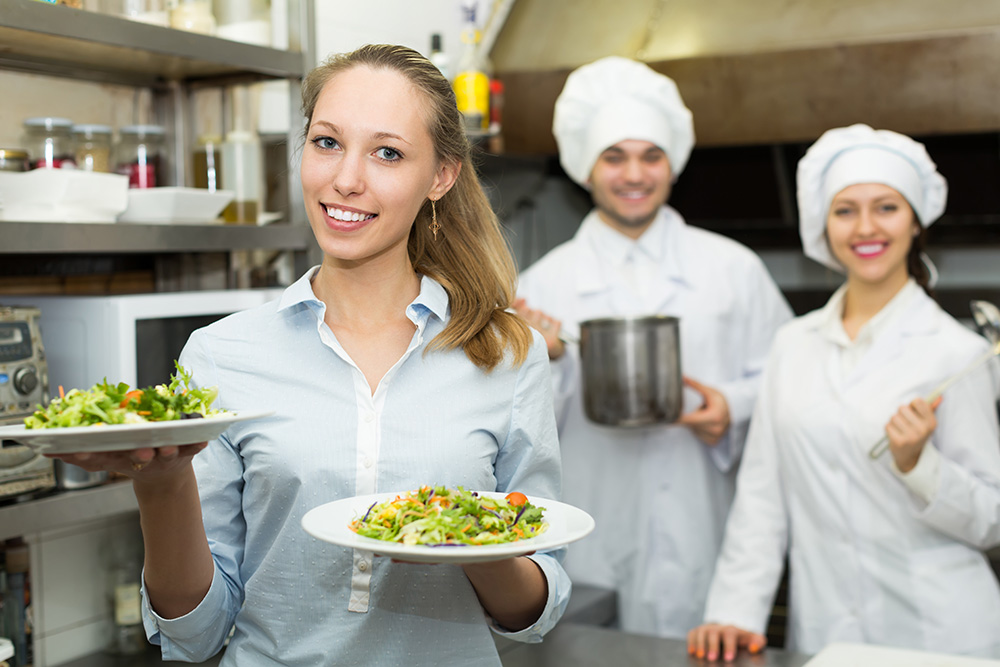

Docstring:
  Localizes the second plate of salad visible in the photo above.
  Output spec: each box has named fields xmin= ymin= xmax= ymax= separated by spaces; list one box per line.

xmin=301 ymin=488 xmax=596 ymax=564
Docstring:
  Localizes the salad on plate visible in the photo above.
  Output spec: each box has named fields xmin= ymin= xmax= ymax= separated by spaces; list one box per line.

xmin=24 ymin=362 xmax=224 ymax=429
xmin=350 ymin=486 xmax=548 ymax=547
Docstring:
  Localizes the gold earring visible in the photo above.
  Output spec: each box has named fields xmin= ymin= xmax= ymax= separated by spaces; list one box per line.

xmin=429 ymin=199 xmax=441 ymax=241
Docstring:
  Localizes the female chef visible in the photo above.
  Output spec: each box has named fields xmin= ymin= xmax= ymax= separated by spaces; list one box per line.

xmin=688 ymin=124 xmax=1000 ymax=661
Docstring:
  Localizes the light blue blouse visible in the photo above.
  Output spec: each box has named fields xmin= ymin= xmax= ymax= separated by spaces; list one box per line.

xmin=140 ymin=269 xmax=570 ymax=666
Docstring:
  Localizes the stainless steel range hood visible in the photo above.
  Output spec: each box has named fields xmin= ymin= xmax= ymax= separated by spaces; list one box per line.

xmin=490 ymin=0 xmax=1000 ymax=152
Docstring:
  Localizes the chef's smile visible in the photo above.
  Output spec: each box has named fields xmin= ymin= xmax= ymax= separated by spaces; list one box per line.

xmin=851 ymin=241 xmax=889 ymax=258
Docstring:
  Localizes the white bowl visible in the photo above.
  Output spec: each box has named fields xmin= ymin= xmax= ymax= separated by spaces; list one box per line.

xmin=0 ymin=169 xmax=129 ymax=223
xmin=118 ymin=187 xmax=234 ymax=224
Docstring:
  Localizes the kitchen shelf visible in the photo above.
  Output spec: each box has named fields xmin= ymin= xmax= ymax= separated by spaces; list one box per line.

xmin=0 ymin=480 xmax=138 ymax=541
xmin=0 ymin=221 xmax=314 ymax=254
xmin=0 ymin=0 xmax=304 ymax=86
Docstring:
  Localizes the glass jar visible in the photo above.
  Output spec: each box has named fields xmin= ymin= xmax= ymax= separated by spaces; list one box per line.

xmin=169 ymin=0 xmax=216 ymax=34
xmin=192 ymin=133 xmax=223 ymax=192
xmin=114 ymin=124 xmax=165 ymax=189
xmin=0 ymin=148 xmax=29 ymax=172
xmin=22 ymin=117 xmax=76 ymax=169
xmin=215 ymin=0 xmax=270 ymax=46
xmin=73 ymin=124 xmax=113 ymax=172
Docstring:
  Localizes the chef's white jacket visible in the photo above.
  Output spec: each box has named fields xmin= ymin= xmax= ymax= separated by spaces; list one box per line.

xmin=517 ymin=206 xmax=792 ymax=637
xmin=704 ymin=281 xmax=1000 ymax=657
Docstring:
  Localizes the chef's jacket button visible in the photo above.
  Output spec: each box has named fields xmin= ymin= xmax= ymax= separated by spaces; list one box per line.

xmin=364 ymin=412 xmax=375 ymax=423
xmin=358 ymin=560 xmax=368 ymax=572
xmin=363 ymin=457 xmax=373 ymax=468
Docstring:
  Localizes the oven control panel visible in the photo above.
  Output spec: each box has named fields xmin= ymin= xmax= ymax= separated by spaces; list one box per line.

xmin=0 ymin=306 xmax=49 ymax=421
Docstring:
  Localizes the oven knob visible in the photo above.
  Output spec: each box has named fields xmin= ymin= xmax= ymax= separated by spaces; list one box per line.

xmin=13 ymin=366 xmax=38 ymax=395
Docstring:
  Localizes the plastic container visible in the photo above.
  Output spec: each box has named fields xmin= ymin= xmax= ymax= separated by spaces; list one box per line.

xmin=214 ymin=0 xmax=270 ymax=46
xmin=22 ymin=117 xmax=76 ymax=169
xmin=0 ymin=149 xmax=29 ymax=173
xmin=72 ymin=124 xmax=113 ymax=173
xmin=453 ymin=8 xmax=490 ymax=134
xmin=114 ymin=124 xmax=165 ymax=189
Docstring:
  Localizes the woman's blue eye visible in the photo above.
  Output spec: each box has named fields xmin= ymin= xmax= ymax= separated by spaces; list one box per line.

xmin=376 ymin=147 xmax=401 ymax=161
xmin=312 ymin=136 xmax=338 ymax=150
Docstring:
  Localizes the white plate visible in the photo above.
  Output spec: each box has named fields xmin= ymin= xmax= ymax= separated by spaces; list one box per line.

xmin=301 ymin=491 xmax=595 ymax=564
xmin=0 ymin=410 xmax=273 ymax=454
xmin=117 ymin=187 xmax=234 ymax=224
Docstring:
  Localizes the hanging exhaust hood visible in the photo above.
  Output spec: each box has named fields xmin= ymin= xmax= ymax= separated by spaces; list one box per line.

xmin=489 ymin=0 xmax=1000 ymax=153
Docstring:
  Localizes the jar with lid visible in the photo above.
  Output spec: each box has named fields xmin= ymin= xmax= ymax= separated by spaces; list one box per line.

xmin=22 ymin=117 xmax=76 ymax=169
xmin=0 ymin=149 xmax=29 ymax=173
xmin=73 ymin=124 xmax=113 ymax=173
xmin=169 ymin=0 xmax=216 ymax=34
xmin=114 ymin=125 xmax=165 ymax=189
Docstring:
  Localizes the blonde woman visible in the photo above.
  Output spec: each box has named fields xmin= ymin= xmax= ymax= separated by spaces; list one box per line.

xmin=689 ymin=124 xmax=1000 ymax=661
xmin=52 ymin=45 xmax=568 ymax=665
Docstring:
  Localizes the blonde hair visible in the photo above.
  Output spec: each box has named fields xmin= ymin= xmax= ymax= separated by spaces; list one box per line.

xmin=301 ymin=44 xmax=531 ymax=371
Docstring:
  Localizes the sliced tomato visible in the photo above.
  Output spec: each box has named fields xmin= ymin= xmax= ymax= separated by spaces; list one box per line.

xmin=505 ymin=491 xmax=528 ymax=507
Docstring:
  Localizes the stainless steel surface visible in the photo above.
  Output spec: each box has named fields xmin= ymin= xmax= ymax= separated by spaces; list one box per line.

xmin=0 ymin=480 xmax=137 ymax=541
xmin=500 ymin=623 xmax=813 ymax=667
xmin=0 ymin=0 xmax=304 ymax=86
xmin=971 ymin=299 xmax=1000 ymax=346
xmin=579 ymin=316 xmax=682 ymax=427
xmin=54 ymin=459 xmax=109 ymax=490
xmin=0 ymin=222 xmax=313 ymax=254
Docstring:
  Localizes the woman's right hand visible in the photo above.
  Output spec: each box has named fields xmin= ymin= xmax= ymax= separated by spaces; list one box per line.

xmin=687 ymin=623 xmax=767 ymax=662
xmin=48 ymin=442 xmax=209 ymax=483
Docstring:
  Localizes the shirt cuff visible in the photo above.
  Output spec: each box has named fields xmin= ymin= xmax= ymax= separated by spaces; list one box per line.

xmin=141 ymin=565 xmax=232 ymax=661
xmin=890 ymin=442 xmax=942 ymax=504
xmin=489 ymin=551 xmax=571 ymax=643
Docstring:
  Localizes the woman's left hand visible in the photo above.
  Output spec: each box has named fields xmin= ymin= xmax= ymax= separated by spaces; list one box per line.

xmin=885 ymin=395 xmax=943 ymax=473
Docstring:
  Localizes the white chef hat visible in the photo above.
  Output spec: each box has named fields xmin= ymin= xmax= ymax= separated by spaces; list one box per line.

xmin=796 ymin=123 xmax=947 ymax=273
xmin=552 ymin=56 xmax=694 ymax=187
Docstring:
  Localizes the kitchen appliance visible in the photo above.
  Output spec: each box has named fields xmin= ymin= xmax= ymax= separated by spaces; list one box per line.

xmin=0 ymin=289 xmax=283 ymax=393
xmin=578 ymin=316 xmax=682 ymax=427
xmin=0 ymin=306 xmax=55 ymax=501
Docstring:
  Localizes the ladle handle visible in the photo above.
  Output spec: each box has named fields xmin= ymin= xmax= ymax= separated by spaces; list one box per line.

xmin=869 ymin=345 xmax=1000 ymax=460
xmin=558 ymin=331 xmax=579 ymax=346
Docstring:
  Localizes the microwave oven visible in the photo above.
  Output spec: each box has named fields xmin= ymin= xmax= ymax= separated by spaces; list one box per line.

xmin=0 ymin=289 xmax=284 ymax=392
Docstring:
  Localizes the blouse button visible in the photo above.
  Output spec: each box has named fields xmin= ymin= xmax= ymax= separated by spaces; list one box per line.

xmin=358 ymin=560 xmax=368 ymax=572
xmin=364 ymin=412 xmax=375 ymax=423
xmin=363 ymin=457 xmax=373 ymax=468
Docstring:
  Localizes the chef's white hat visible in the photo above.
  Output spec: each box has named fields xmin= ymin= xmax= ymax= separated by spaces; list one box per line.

xmin=796 ymin=123 xmax=947 ymax=272
xmin=552 ymin=56 xmax=694 ymax=187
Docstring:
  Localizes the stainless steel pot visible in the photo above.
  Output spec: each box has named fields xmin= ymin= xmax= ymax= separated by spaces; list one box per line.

xmin=578 ymin=316 xmax=682 ymax=427
xmin=54 ymin=459 xmax=108 ymax=490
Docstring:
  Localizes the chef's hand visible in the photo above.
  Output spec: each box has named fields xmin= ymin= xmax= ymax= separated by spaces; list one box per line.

xmin=47 ymin=443 xmax=209 ymax=481
xmin=676 ymin=376 xmax=730 ymax=446
xmin=885 ymin=395 xmax=942 ymax=473
xmin=688 ymin=623 xmax=766 ymax=662
xmin=512 ymin=298 xmax=566 ymax=360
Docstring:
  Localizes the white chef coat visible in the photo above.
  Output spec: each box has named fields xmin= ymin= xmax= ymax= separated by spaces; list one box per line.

xmin=517 ymin=206 xmax=793 ymax=637
xmin=704 ymin=282 xmax=1000 ymax=657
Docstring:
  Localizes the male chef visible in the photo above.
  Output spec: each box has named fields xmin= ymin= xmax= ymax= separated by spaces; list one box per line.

xmin=515 ymin=56 xmax=793 ymax=638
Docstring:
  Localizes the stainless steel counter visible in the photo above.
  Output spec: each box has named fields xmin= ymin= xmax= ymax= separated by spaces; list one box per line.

xmin=500 ymin=623 xmax=813 ymax=667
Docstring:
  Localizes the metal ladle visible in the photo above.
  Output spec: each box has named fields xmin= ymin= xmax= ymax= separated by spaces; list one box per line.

xmin=869 ymin=299 xmax=1000 ymax=460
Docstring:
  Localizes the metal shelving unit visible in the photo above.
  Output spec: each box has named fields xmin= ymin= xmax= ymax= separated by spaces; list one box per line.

xmin=0 ymin=481 xmax=139 ymax=542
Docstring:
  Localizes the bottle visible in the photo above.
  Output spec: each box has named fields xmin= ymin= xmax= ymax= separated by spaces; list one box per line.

xmin=72 ymin=124 xmax=113 ymax=172
xmin=452 ymin=2 xmax=490 ymax=135
xmin=192 ymin=133 xmax=223 ymax=192
xmin=429 ymin=33 xmax=449 ymax=81
xmin=114 ymin=124 xmax=165 ymax=189
xmin=219 ymin=86 xmax=263 ymax=224
xmin=22 ymin=117 xmax=76 ymax=169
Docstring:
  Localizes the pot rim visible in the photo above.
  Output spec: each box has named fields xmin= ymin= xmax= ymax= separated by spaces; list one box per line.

xmin=580 ymin=315 xmax=679 ymax=328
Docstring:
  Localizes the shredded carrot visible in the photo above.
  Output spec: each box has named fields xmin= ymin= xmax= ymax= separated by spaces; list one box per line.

xmin=137 ymin=410 xmax=152 ymax=416
xmin=461 ymin=524 xmax=472 ymax=533
xmin=59 ymin=385 xmax=65 ymax=399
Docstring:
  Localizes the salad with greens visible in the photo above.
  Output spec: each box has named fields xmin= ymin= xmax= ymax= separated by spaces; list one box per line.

xmin=349 ymin=486 xmax=548 ymax=546
xmin=24 ymin=362 xmax=223 ymax=429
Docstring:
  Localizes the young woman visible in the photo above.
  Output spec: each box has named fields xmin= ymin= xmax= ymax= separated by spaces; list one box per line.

xmin=53 ymin=45 xmax=568 ymax=665
xmin=688 ymin=124 xmax=1000 ymax=661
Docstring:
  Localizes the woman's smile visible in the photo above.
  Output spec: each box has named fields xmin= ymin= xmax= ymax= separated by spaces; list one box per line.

xmin=321 ymin=203 xmax=378 ymax=231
